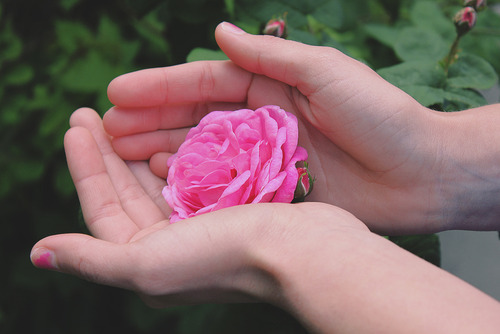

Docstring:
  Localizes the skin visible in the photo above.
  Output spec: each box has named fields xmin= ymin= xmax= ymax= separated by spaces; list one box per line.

xmin=31 ymin=22 xmax=500 ymax=333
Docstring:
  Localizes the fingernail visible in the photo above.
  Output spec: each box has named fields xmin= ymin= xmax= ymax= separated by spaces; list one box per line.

xmin=221 ymin=21 xmax=245 ymax=35
xmin=31 ymin=248 xmax=58 ymax=270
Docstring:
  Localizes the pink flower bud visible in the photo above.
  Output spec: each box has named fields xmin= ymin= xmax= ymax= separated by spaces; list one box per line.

xmin=463 ymin=0 xmax=487 ymax=11
xmin=454 ymin=7 xmax=477 ymax=36
xmin=293 ymin=163 xmax=314 ymax=202
xmin=263 ymin=17 xmax=287 ymax=38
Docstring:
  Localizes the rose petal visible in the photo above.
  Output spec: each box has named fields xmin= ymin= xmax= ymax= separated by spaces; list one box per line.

xmin=273 ymin=146 xmax=308 ymax=202
xmin=253 ymin=172 xmax=286 ymax=203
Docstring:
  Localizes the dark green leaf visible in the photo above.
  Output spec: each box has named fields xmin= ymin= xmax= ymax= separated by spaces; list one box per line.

xmin=4 ymin=65 xmax=34 ymax=86
xmin=378 ymin=60 xmax=446 ymax=87
xmin=0 ymin=24 xmax=22 ymax=63
xmin=443 ymin=87 xmax=487 ymax=109
xmin=394 ymin=27 xmax=448 ymax=62
xmin=55 ymin=20 xmax=93 ymax=54
xmin=447 ymin=54 xmax=498 ymax=90
xmin=54 ymin=165 xmax=75 ymax=197
xmin=224 ymin=0 xmax=235 ymax=18
xmin=60 ymin=0 xmax=80 ymax=11
xmin=11 ymin=158 xmax=45 ymax=183
xmin=400 ymin=85 xmax=446 ymax=107
xmin=186 ymin=48 xmax=229 ymax=62
xmin=312 ymin=0 xmax=342 ymax=30
xmin=409 ymin=1 xmax=455 ymax=39
xmin=364 ymin=23 xmax=400 ymax=48
xmin=287 ymin=27 xmax=320 ymax=46
xmin=60 ymin=51 xmax=120 ymax=93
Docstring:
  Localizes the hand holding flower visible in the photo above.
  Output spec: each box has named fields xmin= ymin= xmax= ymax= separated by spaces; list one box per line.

xmin=104 ymin=22 xmax=450 ymax=234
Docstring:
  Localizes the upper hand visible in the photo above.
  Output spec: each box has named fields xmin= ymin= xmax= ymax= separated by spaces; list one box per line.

xmin=103 ymin=22 xmax=447 ymax=234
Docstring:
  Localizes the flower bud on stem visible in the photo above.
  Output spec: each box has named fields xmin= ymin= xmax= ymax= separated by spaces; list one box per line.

xmin=263 ymin=13 xmax=288 ymax=38
xmin=442 ymin=5 xmax=481 ymax=73
xmin=293 ymin=162 xmax=314 ymax=203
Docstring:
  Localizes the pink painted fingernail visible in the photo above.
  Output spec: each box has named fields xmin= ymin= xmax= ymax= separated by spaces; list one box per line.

xmin=221 ymin=21 xmax=245 ymax=35
xmin=31 ymin=248 xmax=58 ymax=270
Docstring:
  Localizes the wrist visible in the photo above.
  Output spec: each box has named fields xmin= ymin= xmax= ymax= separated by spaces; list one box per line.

xmin=246 ymin=203 xmax=369 ymax=321
xmin=434 ymin=105 xmax=500 ymax=231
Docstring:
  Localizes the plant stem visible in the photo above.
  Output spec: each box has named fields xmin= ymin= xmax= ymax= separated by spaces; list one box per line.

xmin=443 ymin=35 xmax=461 ymax=74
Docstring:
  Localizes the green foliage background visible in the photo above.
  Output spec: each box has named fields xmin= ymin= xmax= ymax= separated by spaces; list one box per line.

xmin=0 ymin=0 xmax=498 ymax=333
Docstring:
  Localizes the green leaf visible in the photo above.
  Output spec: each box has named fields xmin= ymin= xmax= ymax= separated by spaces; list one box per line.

xmin=287 ymin=27 xmax=320 ymax=46
xmin=377 ymin=60 xmax=446 ymax=87
xmin=443 ymin=87 xmax=487 ymax=109
xmin=133 ymin=10 xmax=170 ymax=58
xmin=378 ymin=61 xmax=448 ymax=106
xmin=60 ymin=51 xmax=120 ymax=93
xmin=394 ymin=27 xmax=448 ymax=62
xmin=55 ymin=20 xmax=93 ymax=54
xmin=54 ymin=165 xmax=75 ymax=197
xmin=1 ymin=94 xmax=26 ymax=125
xmin=312 ymin=0 xmax=342 ymax=30
xmin=400 ymin=85 xmax=446 ymax=107
xmin=409 ymin=1 xmax=455 ymax=39
xmin=447 ymin=54 xmax=498 ymax=90
xmin=60 ymin=0 xmax=80 ymax=11
xmin=11 ymin=158 xmax=45 ymax=183
xmin=186 ymin=48 xmax=228 ymax=62
xmin=4 ymin=65 xmax=34 ymax=86
xmin=0 ymin=23 xmax=22 ymax=63
xmin=364 ymin=23 xmax=400 ymax=48
xmin=96 ymin=16 xmax=140 ymax=65
xmin=224 ymin=0 xmax=235 ymax=18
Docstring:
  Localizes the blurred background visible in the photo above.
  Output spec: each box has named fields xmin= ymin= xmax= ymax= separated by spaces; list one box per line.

xmin=1 ymin=0 xmax=499 ymax=333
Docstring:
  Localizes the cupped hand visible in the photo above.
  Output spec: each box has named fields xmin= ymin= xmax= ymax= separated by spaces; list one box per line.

xmin=103 ymin=22 xmax=446 ymax=234
xmin=30 ymin=107 xmax=368 ymax=308
xmin=30 ymin=111 xmax=500 ymax=334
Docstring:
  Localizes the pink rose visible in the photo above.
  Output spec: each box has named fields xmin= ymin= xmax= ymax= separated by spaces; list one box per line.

xmin=162 ymin=105 xmax=308 ymax=223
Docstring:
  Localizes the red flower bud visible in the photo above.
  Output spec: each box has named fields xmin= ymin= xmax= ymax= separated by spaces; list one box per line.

xmin=463 ymin=0 xmax=487 ymax=11
xmin=454 ymin=7 xmax=477 ymax=36
xmin=263 ymin=17 xmax=287 ymax=38
xmin=293 ymin=163 xmax=314 ymax=202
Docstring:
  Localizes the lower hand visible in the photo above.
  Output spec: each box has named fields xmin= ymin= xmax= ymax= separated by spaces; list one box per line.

xmin=30 ymin=107 xmax=368 ymax=308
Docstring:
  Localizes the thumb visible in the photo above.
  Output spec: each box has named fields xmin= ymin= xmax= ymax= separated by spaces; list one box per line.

xmin=215 ymin=22 xmax=332 ymax=94
xmin=215 ymin=22 xmax=369 ymax=96
xmin=31 ymin=234 xmax=134 ymax=289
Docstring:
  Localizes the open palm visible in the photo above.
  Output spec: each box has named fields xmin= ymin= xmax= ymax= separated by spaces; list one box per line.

xmin=31 ymin=107 xmax=283 ymax=306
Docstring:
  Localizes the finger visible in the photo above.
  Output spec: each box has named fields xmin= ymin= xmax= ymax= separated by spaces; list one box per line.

xmin=64 ymin=126 xmax=139 ymax=243
xmin=69 ymin=108 xmax=167 ymax=230
xmin=107 ymin=61 xmax=252 ymax=108
xmin=126 ymin=160 xmax=172 ymax=217
xmin=149 ymin=152 xmax=171 ymax=180
xmin=31 ymin=234 xmax=136 ymax=290
xmin=103 ymin=102 xmax=246 ymax=137
xmin=111 ymin=129 xmax=188 ymax=160
xmin=215 ymin=22 xmax=336 ymax=96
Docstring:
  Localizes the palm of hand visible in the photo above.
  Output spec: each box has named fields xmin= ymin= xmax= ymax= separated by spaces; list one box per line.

xmin=57 ymin=108 xmax=271 ymax=306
